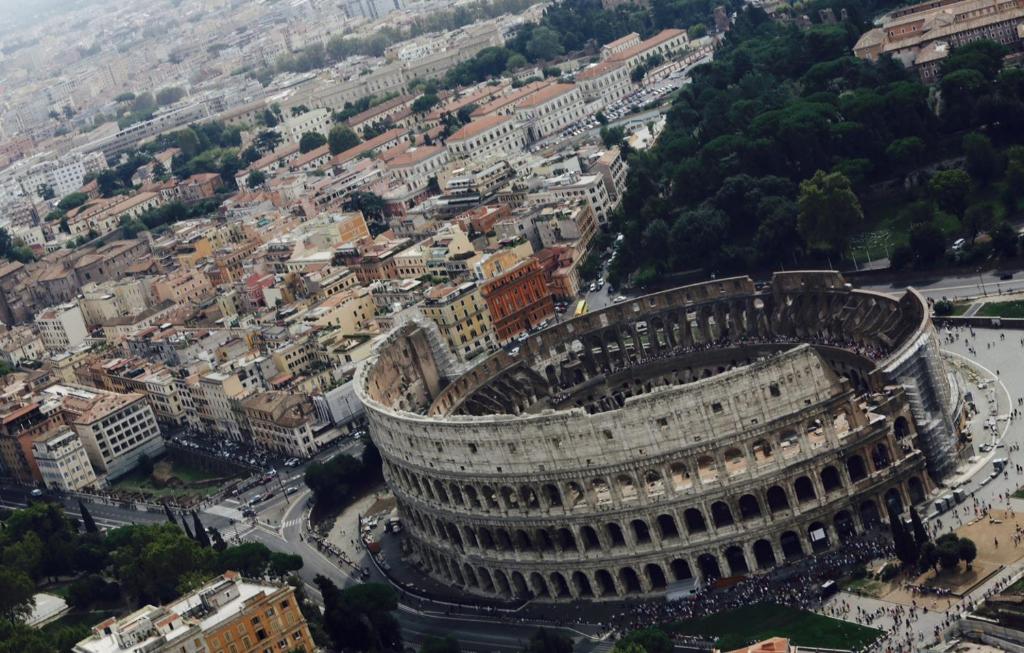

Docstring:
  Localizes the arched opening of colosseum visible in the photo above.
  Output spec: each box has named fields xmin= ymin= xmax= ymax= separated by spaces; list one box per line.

xmin=435 ymin=518 xmax=447 ymax=540
xmin=619 ymin=567 xmax=642 ymax=594
xmin=751 ymin=439 xmax=773 ymax=463
xmin=644 ymin=470 xmax=666 ymax=498
xmin=697 ymin=455 xmax=718 ymax=483
xmin=617 ymin=475 xmax=639 ymax=502
xmin=581 ymin=526 xmax=601 ymax=550
xmin=545 ymin=364 xmax=559 ymax=387
xmin=820 ymin=466 xmax=843 ymax=493
xmin=536 ymin=529 xmax=555 ymax=551
xmin=873 ymin=443 xmax=892 ymax=470
xmin=684 ymin=508 xmax=708 ymax=534
xmin=572 ymin=571 xmax=594 ymax=597
xmin=565 ymin=482 xmax=585 ymax=509
xmin=697 ymin=554 xmax=721 ymax=581
xmin=670 ymin=463 xmax=693 ymax=491
xmin=606 ymin=522 xmax=626 ymax=547
xmin=834 ymin=510 xmax=857 ymax=542
xmin=500 ymin=486 xmax=518 ymax=509
xmin=464 ymin=528 xmax=479 ymax=548
xmin=423 ymin=480 xmax=436 ymax=501
xmin=753 ymin=539 xmax=776 ymax=569
xmin=511 ymin=571 xmax=530 ymax=598
xmin=737 ymin=494 xmax=761 ymax=521
xmin=908 ymin=476 xmax=926 ymax=504
xmin=780 ymin=530 xmax=804 ymax=560
xmin=779 ymin=431 xmax=801 ymax=459
xmin=894 ymin=416 xmax=912 ymax=439
xmin=521 ymin=486 xmax=541 ymax=510
xmin=846 ymin=455 xmax=867 ymax=483
xmin=723 ymin=448 xmax=747 ymax=476
xmin=645 ymin=563 xmax=668 ymax=590
xmin=482 ymin=485 xmax=500 ymax=509
xmin=543 ymin=484 xmax=563 ymax=507
xmin=446 ymin=524 xmax=464 ymax=550
xmin=451 ymin=563 xmax=465 ymax=586
xmin=657 ymin=514 xmax=680 ymax=539
xmin=556 ymin=528 xmax=577 ymax=551
xmin=711 ymin=501 xmax=734 ymax=528
xmin=449 ymin=484 xmax=464 ymax=506
xmin=806 ymin=418 xmax=827 ymax=448
xmin=530 ymin=572 xmax=551 ymax=598
xmin=794 ymin=476 xmax=816 ymax=503
xmin=725 ymin=545 xmax=749 ymax=575
xmin=591 ymin=478 xmax=613 ymax=506
xmin=478 ymin=528 xmax=496 ymax=549
xmin=885 ymin=488 xmax=904 ymax=515
xmin=478 ymin=568 xmax=495 ymax=592
xmin=631 ymin=519 xmax=652 ymax=545
xmin=766 ymin=486 xmax=790 ymax=513
xmin=595 ymin=569 xmax=617 ymax=597
xmin=494 ymin=570 xmax=512 ymax=597
xmin=464 ymin=486 xmax=482 ymax=509
xmin=548 ymin=573 xmax=569 ymax=599
xmin=860 ymin=500 xmax=882 ymax=528
xmin=670 ymin=559 xmax=693 ymax=581
xmin=809 ymin=522 xmax=830 ymax=552
xmin=463 ymin=565 xmax=478 ymax=588
xmin=495 ymin=528 xmax=513 ymax=550
xmin=513 ymin=529 xmax=533 ymax=551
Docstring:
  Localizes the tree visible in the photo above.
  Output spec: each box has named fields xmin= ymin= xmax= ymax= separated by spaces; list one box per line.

xmin=0 ymin=567 xmax=35 ymax=624
xmin=959 ymin=537 xmax=978 ymax=568
xmin=329 ymin=125 xmax=360 ymax=155
xmin=963 ymin=203 xmax=995 ymax=243
xmin=526 ymin=26 xmax=564 ymax=61
xmin=964 ymin=132 xmax=1000 ymax=185
xmin=930 ymin=169 xmax=971 ymax=217
xmin=260 ymin=108 xmax=279 ymax=128
xmin=163 ymin=503 xmax=177 ymax=526
xmin=524 ymin=628 xmax=574 ymax=653
xmin=37 ymin=184 xmax=55 ymax=201
xmin=138 ymin=454 xmax=154 ymax=477
xmin=57 ymin=193 xmax=89 ymax=212
xmin=192 ymin=512 xmax=211 ymax=548
xmin=181 ymin=518 xmax=195 ymax=540
xmin=614 ymin=628 xmax=672 ymax=653
xmin=909 ymin=508 xmax=929 ymax=552
xmin=216 ymin=542 xmax=271 ymax=577
xmin=78 ymin=501 xmax=98 ymax=534
xmin=886 ymin=137 xmax=926 ymax=171
xmin=919 ymin=541 xmax=939 ymax=573
xmin=909 ymin=223 xmax=946 ymax=267
xmin=937 ymin=538 xmax=961 ymax=571
xmin=796 ymin=170 xmax=863 ymax=254
xmin=412 ymin=93 xmax=440 ymax=114
xmin=991 ymin=222 xmax=1019 ymax=257
xmin=155 ymin=87 xmax=187 ymax=106
xmin=689 ymin=23 xmax=707 ymax=38
xmin=888 ymin=503 xmax=917 ymax=567
xmin=246 ymin=170 xmax=267 ymax=188
xmin=255 ymin=130 xmax=283 ymax=155
xmin=422 ymin=635 xmax=461 ymax=653
xmin=210 ymin=528 xmax=227 ymax=552
xmin=507 ymin=53 xmax=528 ymax=70
xmin=600 ymin=126 xmax=625 ymax=149
xmin=299 ymin=131 xmax=327 ymax=154
xmin=269 ymin=553 xmax=304 ymax=577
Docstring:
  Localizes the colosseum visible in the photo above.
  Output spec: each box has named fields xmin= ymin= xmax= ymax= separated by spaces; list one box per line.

xmin=355 ymin=271 xmax=967 ymax=601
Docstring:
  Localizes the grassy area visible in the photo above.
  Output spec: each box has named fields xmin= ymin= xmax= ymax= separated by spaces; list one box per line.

xmin=41 ymin=608 xmax=120 ymax=635
xmin=667 ymin=603 xmax=882 ymax=651
xmin=977 ymin=301 xmax=1024 ymax=318
xmin=110 ymin=455 xmax=228 ymax=498
xmin=840 ymin=577 xmax=887 ymax=598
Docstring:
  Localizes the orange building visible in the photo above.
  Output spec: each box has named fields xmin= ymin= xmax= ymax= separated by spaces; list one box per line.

xmin=481 ymin=258 xmax=555 ymax=343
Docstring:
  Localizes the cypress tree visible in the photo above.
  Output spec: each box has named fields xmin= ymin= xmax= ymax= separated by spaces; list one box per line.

xmin=909 ymin=507 xmax=930 ymax=552
xmin=182 ymin=516 xmax=195 ymax=540
xmin=163 ymin=503 xmax=177 ymax=525
xmin=192 ymin=511 xmax=211 ymax=548
xmin=888 ymin=503 xmax=917 ymax=567
xmin=79 ymin=500 xmax=98 ymax=534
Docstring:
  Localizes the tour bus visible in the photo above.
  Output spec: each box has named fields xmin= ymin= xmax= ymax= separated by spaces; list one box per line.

xmin=574 ymin=299 xmax=588 ymax=317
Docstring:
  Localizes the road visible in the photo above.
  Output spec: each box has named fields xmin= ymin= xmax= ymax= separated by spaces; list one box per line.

xmin=860 ymin=269 xmax=1024 ymax=302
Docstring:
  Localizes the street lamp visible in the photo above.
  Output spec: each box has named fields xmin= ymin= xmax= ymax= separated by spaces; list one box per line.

xmin=978 ymin=267 xmax=988 ymax=297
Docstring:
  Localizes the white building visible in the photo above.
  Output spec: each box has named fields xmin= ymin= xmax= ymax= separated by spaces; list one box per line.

xmin=279 ymin=108 xmax=332 ymax=145
xmin=21 ymin=152 xmax=108 ymax=199
xmin=447 ymin=115 xmax=527 ymax=161
xmin=575 ymin=61 xmax=632 ymax=106
xmin=535 ymin=172 xmax=615 ymax=224
xmin=43 ymin=384 xmax=165 ymax=480
xmin=0 ymin=325 xmax=45 ymax=366
xmin=387 ymin=145 xmax=449 ymax=192
xmin=36 ymin=303 xmax=89 ymax=352
xmin=514 ymin=83 xmax=587 ymax=143
xmin=32 ymin=428 xmax=98 ymax=492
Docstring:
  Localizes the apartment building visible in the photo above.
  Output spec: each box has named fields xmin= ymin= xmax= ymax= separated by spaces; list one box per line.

xmin=74 ymin=572 xmax=315 ymax=653
xmin=36 ymin=302 xmax=90 ymax=352
xmin=32 ymin=428 xmax=98 ymax=492
xmin=0 ymin=402 xmax=64 ymax=485
xmin=240 ymin=392 xmax=318 ymax=459
xmin=600 ymin=32 xmax=642 ymax=59
xmin=514 ymin=83 xmax=586 ymax=143
xmin=387 ymin=145 xmax=449 ymax=192
xmin=421 ymin=281 xmax=495 ymax=360
xmin=152 ymin=268 xmax=215 ymax=305
xmin=279 ymin=108 xmax=332 ymax=144
xmin=45 ymin=384 xmax=165 ymax=480
xmin=0 ymin=325 xmax=45 ymax=366
xmin=305 ymin=286 xmax=375 ymax=333
xmin=447 ymin=115 xmax=527 ymax=161
xmin=592 ymin=146 xmax=628 ymax=203
xmin=480 ymin=258 xmax=555 ymax=343
xmin=575 ymin=61 xmax=633 ymax=106
xmin=79 ymin=278 xmax=152 ymax=327
xmin=536 ymin=172 xmax=615 ymax=224
xmin=192 ymin=372 xmax=248 ymax=440
xmin=606 ymin=28 xmax=690 ymax=69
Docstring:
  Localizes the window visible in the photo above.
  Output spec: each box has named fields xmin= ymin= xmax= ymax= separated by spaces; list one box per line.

xmin=711 ymin=402 xmax=723 ymax=413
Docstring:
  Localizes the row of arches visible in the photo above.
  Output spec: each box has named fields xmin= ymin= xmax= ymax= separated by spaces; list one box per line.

xmin=411 ymin=498 xmax=894 ymax=600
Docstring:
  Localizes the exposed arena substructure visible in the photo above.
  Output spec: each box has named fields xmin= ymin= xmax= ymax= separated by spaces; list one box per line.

xmin=355 ymin=271 xmax=966 ymax=601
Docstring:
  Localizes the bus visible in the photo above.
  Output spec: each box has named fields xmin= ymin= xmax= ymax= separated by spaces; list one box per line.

xmin=574 ymin=299 xmax=588 ymax=317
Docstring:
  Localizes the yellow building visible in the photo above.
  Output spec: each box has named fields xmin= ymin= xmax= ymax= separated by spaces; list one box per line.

xmin=421 ymin=281 xmax=495 ymax=361
xmin=306 ymin=286 xmax=375 ymax=334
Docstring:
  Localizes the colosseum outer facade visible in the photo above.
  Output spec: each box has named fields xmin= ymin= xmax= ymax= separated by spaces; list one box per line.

xmin=355 ymin=271 xmax=966 ymax=601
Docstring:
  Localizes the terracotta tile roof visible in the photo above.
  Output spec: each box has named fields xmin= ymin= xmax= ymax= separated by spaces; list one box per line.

xmin=330 ymin=128 xmax=408 ymax=166
xmin=448 ymin=114 xmax=513 ymax=142
xmin=346 ymin=94 xmax=416 ymax=127
xmin=576 ymin=61 xmax=625 ymax=81
xmin=387 ymin=145 xmax=445 ymax=168
xmin=608 ymin=28 xmax=687 ymax=63
xmin=471 ymin=81 xmax=553 ymax=117
xmin=516 ymin=83 xmax=577 ymax=109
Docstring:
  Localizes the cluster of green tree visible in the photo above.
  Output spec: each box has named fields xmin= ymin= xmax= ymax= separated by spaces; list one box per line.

xmin=83 ymin=153 xmax=153 ymax=198
xmin=889 ymin=503 xmax=976 ymax=574
xmin=613 ymin=627 xmax=673 ymax=653
xmin=163 ymin=122 xmax=244 ymax=184
xmin=299 ymin=131 xmax=327 ymax=154
xmin=630 ymin=53 xmax=665 ymax=82
xmin=0 ymin=227 xmax=35 ymax=263
xmin=0 ymin=502 xmax=304 ymax=653
xmin=303 ymin=441 xmax=384 ymax=515
xmin=113 ymin=88 xmax=186 ymax=129
xmin=120 ymin=198 xmax=222 ymax=238
xmin=610 ymin=1 xmax=1024 ymax=285
xmin=331 ymin=93 xmax=399 ymax=124
xmin=314 ymin=576 xmax=401 ymax=652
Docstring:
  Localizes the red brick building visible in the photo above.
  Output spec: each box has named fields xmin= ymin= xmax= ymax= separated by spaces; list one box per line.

xmin=480 ymin=258 xmax=555 ymax=343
